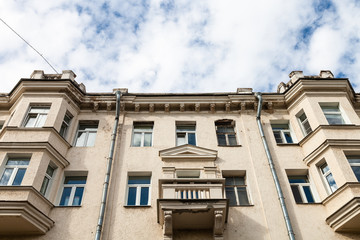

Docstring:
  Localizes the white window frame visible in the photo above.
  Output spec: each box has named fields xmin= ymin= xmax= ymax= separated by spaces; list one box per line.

xmin=74 ymin=121 xmax=99 ymax=147
xmin=215 ymin=120 xmax=238 ymax=146
xmin=131 ymin=122 xmax=153 ymax=147
xmin=40 ymin=164 xmax=56 ymax=197
xmin=320 ymin=103 xmax=347 ymax=125
xmin=59 ymin=112 xmax=72 ymax=138
xmin=126 ymin=175 xmax=151 ymax=206
xmin=0 ymin=158 xmax=30 ymax=186
xmin=319 ymin=162 xmax=338 ymax=193
xmin=176 ymin=123 xmax=196 ymax=146
xmin=296 ymin=111 xmax=312 ymax=136
xmin=271 ymin=122 xmax=296 ymax=144
xmin=288 ymin=175 xmax=317 ymax=203
xmin=224 ymin=176 xmax=251 ymax=206
xmin=23 ymin=106 xmax=50 ymax=128
xmin=59 ymin=176 xmax=87 ymax=206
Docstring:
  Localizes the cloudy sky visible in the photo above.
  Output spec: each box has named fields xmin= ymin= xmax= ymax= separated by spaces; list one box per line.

xmin=1 ymin=0 xmax=360 ymax=93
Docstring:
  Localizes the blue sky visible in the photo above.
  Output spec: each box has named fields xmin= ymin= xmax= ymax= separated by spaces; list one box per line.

xmin=1 ymin=0 xmax=360 ymax=93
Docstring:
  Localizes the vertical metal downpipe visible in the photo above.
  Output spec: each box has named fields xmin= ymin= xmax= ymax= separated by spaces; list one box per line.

xmin=95 ymin=91 xmax=122 ymax=240
xmin=255 ymin=92 xmax=296 ymax=240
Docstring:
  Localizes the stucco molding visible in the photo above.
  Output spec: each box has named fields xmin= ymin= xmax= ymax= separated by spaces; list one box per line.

xmin=159 ymin=144 xmax=218 ymax=161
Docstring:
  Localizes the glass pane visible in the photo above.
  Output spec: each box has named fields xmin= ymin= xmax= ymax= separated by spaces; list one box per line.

xmin=64 ymin=176 xmax=87 ymax=184
xmin=326 ymin=173 xmax=338 ymax=192
xmin=228 ymin=134 xmax=237 ymax=145
xmin=60 ymin=123 xmax=68 ymax=137
xmin=325 ymin=114 xmax=344 ymax=124
xmin=271 ymin=124 xmax=289 ymax=130
xmin=288 ymin=176 xmax=307 ymax=183
xmin=132 ymin=132 xmax=142 ymax=147
xmin=177 ymin=133 xmax=186 ymax=146
xmin=217 ymin=134 xmax=226 ymax=145
xmin=72 ymin=187 xmax=84 ymax=206
xmin=127 ymin=187 xmax=137 ymax=205
xmin=273 ymin=131 xmax=283 ymax=143
xmin=75 ymin=132 xmax=86 ymax=146
xmin=36 ymin=114 xmax=47 ymax=127
xmin=87 ymin=132 xmax=97 ymax=146
xmin=290 ymin=185 xmax=303 ymax=203
xmin=303 ymin=186 xmax=314 ymax=203
xmin=59 ymin=187 xmax=72 ymax=206
xmin=140 ymin=187 xmax=149 ymax=205
xmin=12 ymin=168 xmax=26 ymax=185
xmin=284 ymin=132 xmax=293 ymax=143
xmin=177 ymin=125 xmax=195 ymax=131
xmin=321 ymin=105 xmax=338 ymax=112
xmin=128 ymin=176 xmax=150 ymax=184
xmin=64 ymin=114 xmax=72 ymax=124
xmin=7 ymin=159 xmax=30 ymax=165
xmin=303 ymin=120 xmax=312 ymax=134
xmin=134 ymin=125 xmax=153 ymax=131
xmin=348 ymin=158 xmax=360 ymax=164
xmin=234 ymin=177 xmax=245 ymax=185
xmin=46 ymin=165 xmax=55 ymax=177
xmin=24 ymin=115 xmax=36 ymax=127
xmin=351 ymin=166 xmax=360 ymax=181
xmin=0 ymin=168 xmax=13 ymax=185
xmin=79 ymin=124 xmax=98 ymax=131
xmin=320 ymin=163 xmax=329 ymax=174
xmin=225 ymin=187 xmax=237 ymax=206
xmin=144 ymin=133 xmax=152 ymax=147
xmin=298 ymin=113 xmax=306 ymax=122
xmin=40 ymin=177 xmax=50 ymax=195
xmin=225 ymin=177 xmax=234 ymax=186
xmin=237 ymin=187 xmax=250 ymax=205
xmin=188 ymin=133 xmax=196 ymax=145
xmin=30 ymin=107 xmax=49 ymax=113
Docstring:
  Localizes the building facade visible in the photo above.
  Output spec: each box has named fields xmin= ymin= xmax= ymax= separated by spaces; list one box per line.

xmin=0 ymin=70 xmax=360 ymax=239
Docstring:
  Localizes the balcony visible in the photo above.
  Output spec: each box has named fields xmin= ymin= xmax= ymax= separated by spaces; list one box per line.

xmin=157 ymin=179 xmax=228 ymax=240
xmin=323 ymin=182 xmax=360 ymax=232
xmin=0 ymin=186 xmax=54 ymax=235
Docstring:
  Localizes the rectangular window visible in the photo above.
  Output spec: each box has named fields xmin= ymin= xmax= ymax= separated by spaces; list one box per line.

xmin=347 ymin=156 xmax=360 ymax=182
xmin=132 ymin=122 xmax=153 ymax=147
xmin=59 ymin=176 xmax=87 ymax=206
xmin=40 ymin=165 xmax=55 ymax=196
xmin=0 ymin=121 xmax=4 ymax=130
xmin=24 ymin=106 xmax=50 ymax=127
xmin=288 ymin=176 xmax=315 ymax=203
xmin=215 ymin=120 xmax=237 ymax=146
xmin=126 ymin=176 xmax=151 ymax=206
xmin=297 ymin=111 xmax=312 ymax=136
xmin=176 ymin=123 xmax=196 ymax=146
xmin=320 ymin=103 xmax=345 ymax=125
xmin=319 ymin=162 xmax=338 ymax=193
xmin=225 ymin=176 xmax=250 ymax=206
xmin=271 ymin=123 xmax=294 ymax=144
xmin=74 ymin=121 xmax=99 ymax=147
xmin=0 ymin=158 xmax=30 ymax=186
xmin=59 ymin=112 xmax=72 ymax=138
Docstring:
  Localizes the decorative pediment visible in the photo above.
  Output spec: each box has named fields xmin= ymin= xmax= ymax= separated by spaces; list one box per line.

xmin=159 ymin=144 xmax=217 ymax=161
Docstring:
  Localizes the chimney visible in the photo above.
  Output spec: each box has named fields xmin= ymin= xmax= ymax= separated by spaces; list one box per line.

xmin=61 ymin=70 xmax=77 ymax=81
xmin=319 ymin=70 xmax=334 ymax=78
xmin=30 ymin=70 xmax=45 ymax=79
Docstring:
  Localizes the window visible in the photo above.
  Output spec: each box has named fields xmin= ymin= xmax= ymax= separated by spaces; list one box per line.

xmin=0 ymin=158 xmax=30 ymax=186
xmin=215 ymin=120 xmax=237 ymax=146
xmin=319 ymin=162 xmax=338 ymax=193
xmin=288 ymin=176 xmax=315 ymax=203
xmin=132 ymin=122 xmax=153 ymax=147
xmin=176 ymin=123 xmax=196 ymax=146
xmin=347 ymin=156 xmax=360 ymax=182
xmin=74 ymin=121 xmax=98 ymax=147
xmin=59 ymin=112 xmax=72 ymax=138
xmin=297 ymin=111 xmax=312 ymax=136
xmin=126 ymin=176 xmax=151 ymax=206
xmin=225 ymin=176 xmax=250 ymax=206
xmin=271 ymin=123 xmax=294 ymax=143
xmin=40 ymin=165 xmax=55 ymax=196
xmin=320 ymin=103 xmax=345 ymax=124
xmin=59 ymin=176 xmax=87 ymax=206
xmin=0 ymin=121 xmax=4 ymax=130
xmin=24 ymin=106 xmax=50 ymax=127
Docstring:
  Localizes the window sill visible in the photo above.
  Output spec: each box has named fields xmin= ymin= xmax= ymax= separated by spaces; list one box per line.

xmin=55 ymin=205 xmax=82 ymax=208
xmin=229 ymin=204 xmax=254 ymax=207
xmin=294 ymin=202 xmax=322 ymax=205
xmin=124 ymin=205 xmax=151 ymax=208
xmin=217 ymin=145 xmax=242 ymax=147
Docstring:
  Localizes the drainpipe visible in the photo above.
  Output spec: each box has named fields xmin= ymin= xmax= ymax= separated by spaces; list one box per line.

xmin=255 ymin=92 xmax=296 ymax=240
xmin=95 ymin=91 xmax=122 ymax=240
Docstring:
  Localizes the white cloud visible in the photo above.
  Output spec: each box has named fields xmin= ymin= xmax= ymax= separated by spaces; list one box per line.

xmin=1 ymin=0 xmax=360 ymax=93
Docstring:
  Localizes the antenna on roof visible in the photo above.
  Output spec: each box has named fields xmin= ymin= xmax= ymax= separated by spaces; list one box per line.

xmin=0 ymin=17 xmax=59 ymax=74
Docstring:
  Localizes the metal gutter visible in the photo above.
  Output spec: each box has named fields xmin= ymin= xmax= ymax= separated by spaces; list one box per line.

xmin=255 ymin=92 xmax=296 ymax=240
xmin=94 ymin=91 xmax=122 ymax=240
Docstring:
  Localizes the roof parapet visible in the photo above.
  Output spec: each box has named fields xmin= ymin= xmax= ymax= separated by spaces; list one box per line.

xmin=237 ymin=88 xmax=253 ymax=94
xmin=30 ymin=70 xmax=76 ymax=81
xmin=277 ymin=70 xmax=334 ymax=93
